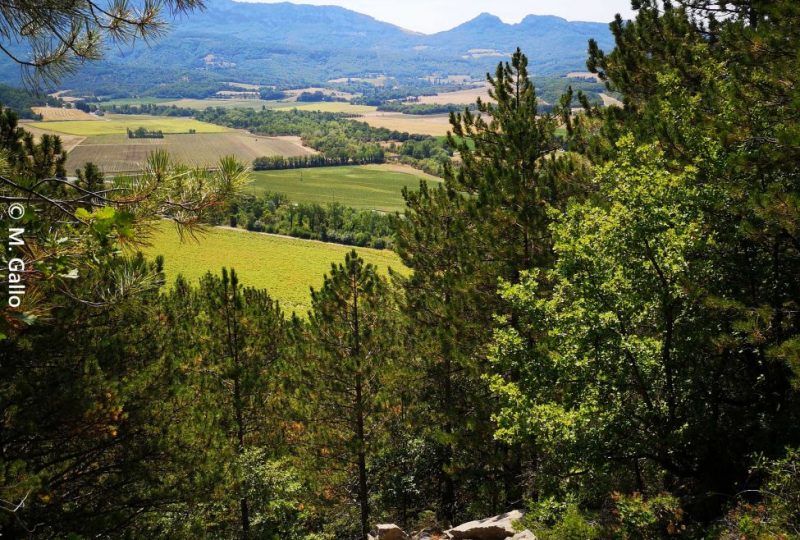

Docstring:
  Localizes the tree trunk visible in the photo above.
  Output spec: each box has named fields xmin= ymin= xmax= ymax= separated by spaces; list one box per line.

xmin=441 ymin=335 xmax=456 ymax=525
xmin=356 ymin=389 xmax=369 ymax=540
xmin=352 ymin=274 xmax=370 ymax=540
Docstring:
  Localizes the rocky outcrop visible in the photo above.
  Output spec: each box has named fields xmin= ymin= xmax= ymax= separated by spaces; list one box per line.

xmin=374 ymin=511 xmax=536 ymax=540
xmin=413 ymin=529 xmax=441 ymax=540
xmin=375 ymin=523 xmax=407 ymax=540
xmin=446 ymin=510 xmax=532 ymax=540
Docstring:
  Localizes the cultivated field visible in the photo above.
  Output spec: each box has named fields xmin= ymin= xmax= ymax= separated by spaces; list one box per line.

xmin=158 ymin=98 xmax=377 ymax=114
xmin=65 ymin=133 xmax=316 ymax=174
xmin=359 ymin=112 xmax=453 ymax=137
xmin=141 ymin=223 xmax=405 ymax=314
xmin=416 ymin=83 xmax=492 ymax=105
xmin=20 ymin=123 xmax=86 ymax=152
xmin=246 ymin=164 xmax=441 ymax=212
xmin=32 ymin=107 xmax=98 ymax=121
xmin=30 ymin=114 xmax=229 ymax=136
xmin=289 ymin=102 xmax=377 ymax=114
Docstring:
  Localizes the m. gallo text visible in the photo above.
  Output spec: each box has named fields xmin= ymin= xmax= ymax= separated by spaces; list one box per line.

xmin=7 ymin=227 xmax=25 ymax=308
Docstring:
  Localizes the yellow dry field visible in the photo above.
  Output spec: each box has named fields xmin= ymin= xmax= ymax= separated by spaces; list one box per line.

xmin=32 ymin=107 xmax=98 ymax=121
xmin=48 ymin=90 xmax=81 ymax=103
xmin=20 ymin=123 xmax=86 ymax=152
xmin=417 ymin=84 xmax=492 ymax=105
xmin=359 ymin=112 xmax=454 ymax=137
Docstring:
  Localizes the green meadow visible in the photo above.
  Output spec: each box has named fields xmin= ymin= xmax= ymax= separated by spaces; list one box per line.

xmin=141 ymin=223 xmax=406 ymax=314
xmin=246 ymin=164 xmax=441 ymax=212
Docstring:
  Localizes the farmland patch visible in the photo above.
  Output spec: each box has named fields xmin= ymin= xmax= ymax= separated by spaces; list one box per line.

xmin=32 ymin=107 xmax=99 ymax=121
xmin=246 ymin=164 xmax=441 ymax=212
xmin=141 ymin=222 xmax=405 ymax=314
xmin=30 ymin=114 xmax=229 ymax=136
xmin=359 ymin=112 xmax=453 ymax=137
xmin=65 ymin=132 xmax=316 ymax=174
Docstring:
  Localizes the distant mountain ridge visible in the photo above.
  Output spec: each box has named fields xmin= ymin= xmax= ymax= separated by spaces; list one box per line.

xmin=0 ymin=0 xmax=614 ymax=94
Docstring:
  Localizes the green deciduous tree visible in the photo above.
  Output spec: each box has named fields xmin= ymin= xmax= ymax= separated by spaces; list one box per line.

xmin=491 ymin=0 xmax=800 ymax=523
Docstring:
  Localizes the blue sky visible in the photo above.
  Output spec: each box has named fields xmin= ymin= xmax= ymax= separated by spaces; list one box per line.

xmin=239 ymin=0 xmax=637 ymax=33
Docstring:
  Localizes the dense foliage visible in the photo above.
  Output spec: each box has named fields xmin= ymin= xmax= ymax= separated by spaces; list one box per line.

xmin=0 ymin=84 xmax=61 ymax=119
xmin=99 ymin=103 xmax=195 ymax=117
xmin=376 ymin=103 xmax=474 ymax=115
xmin=195 ymin=108 xmax=390 ymax=164
xmin=221 ymin=193 xmax=395 ymax=250
xmin=2 ymin=1 xmax=800 ymax=539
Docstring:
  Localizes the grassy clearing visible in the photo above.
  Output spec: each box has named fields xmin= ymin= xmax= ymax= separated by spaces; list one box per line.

xmin=246 ymin=164 xmax=441 ymax=212
xmin=65 ymin=133 xmax=315 ymax=174
xmin=141 ymin=223 xmax=405 ymax=314
xmin=30 ymin=114 xmax=229 ymax=136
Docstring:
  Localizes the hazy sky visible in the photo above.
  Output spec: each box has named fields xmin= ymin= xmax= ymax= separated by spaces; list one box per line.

xmin=239 ymin=0 xmax=636 ymax=33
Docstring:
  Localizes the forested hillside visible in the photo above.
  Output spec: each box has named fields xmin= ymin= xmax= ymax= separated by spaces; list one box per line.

xmin=0 ymin=0 xmax=614 ymax=94
xmin=1 ymin=1 xmax=800 ymax=539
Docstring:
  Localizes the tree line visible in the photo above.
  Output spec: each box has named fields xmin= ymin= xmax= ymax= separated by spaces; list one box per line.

xmin=127 ymin=127 xmax=165 ymax=139
xmin=216 ymin=192 xmax=395 ymax=250
xmin=253 ymin=154 xmax=383 ymax=171
xmin=100 ymin=103 xmax=195 ymax=116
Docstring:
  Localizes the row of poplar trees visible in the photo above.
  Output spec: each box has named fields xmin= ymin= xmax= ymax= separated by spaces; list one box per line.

xmin=2 ymin=0 xmax=800 ymax=538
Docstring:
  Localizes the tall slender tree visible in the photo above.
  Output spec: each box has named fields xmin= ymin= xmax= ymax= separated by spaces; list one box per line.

xmin=306 ymin=251 xmax=399 ymax=540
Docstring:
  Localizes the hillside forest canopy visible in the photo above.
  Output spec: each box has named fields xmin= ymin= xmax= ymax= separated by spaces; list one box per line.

xmin=1 ymin=0 xmax=800 ymax=539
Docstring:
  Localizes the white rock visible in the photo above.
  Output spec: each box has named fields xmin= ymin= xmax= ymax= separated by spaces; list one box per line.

xmin=446 ymin=510 xmax=526 ymax=540
xmin=376 ymin=523 xmax=407 ymax=540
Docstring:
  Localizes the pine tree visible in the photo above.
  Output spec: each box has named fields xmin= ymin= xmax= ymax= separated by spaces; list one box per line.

xmin=394 ymin=48 xmax=591 ymax=519
xmin=305 ymin=251 xmax=399 ymax=540
xmin=188 ymin=269 xmax=287 ymax=538
xmin=0 ymin=0 xmax=203 ymax=85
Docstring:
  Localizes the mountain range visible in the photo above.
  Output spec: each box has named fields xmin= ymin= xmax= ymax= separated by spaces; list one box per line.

xmin=0 ymin=0 xmax=615 ymax=95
